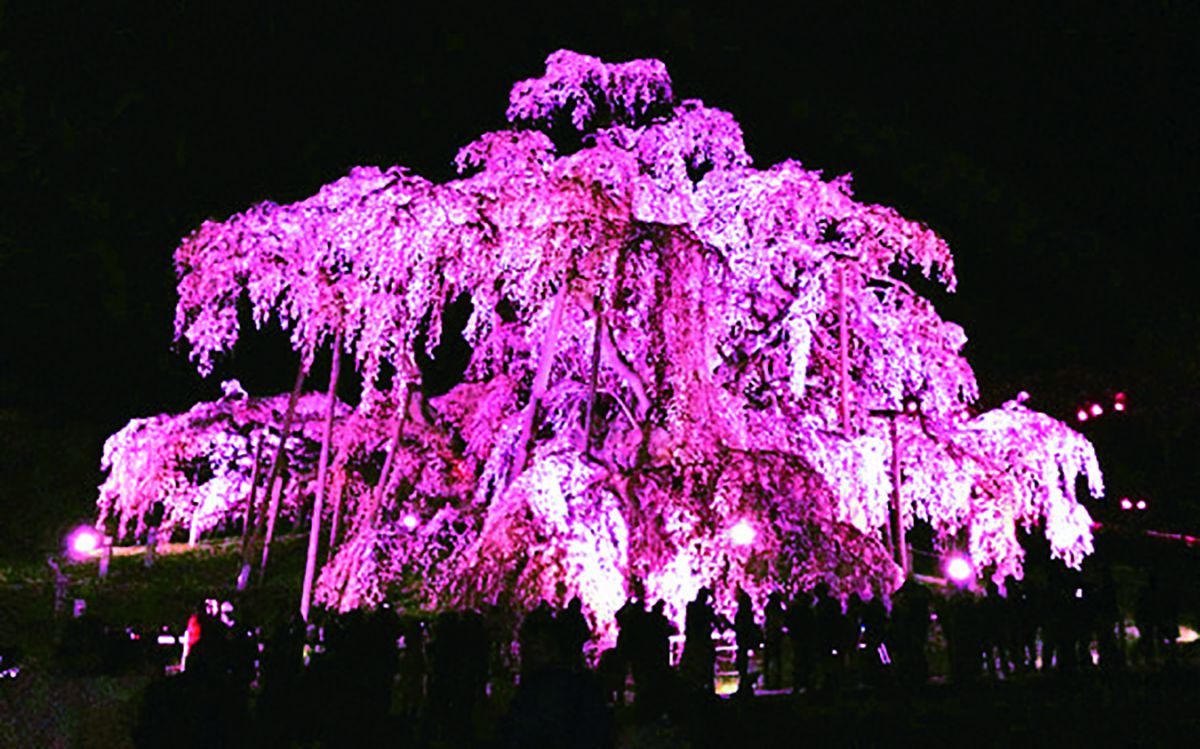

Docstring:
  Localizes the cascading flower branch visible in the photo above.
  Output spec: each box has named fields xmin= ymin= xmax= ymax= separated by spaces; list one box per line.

xmin=103 ymin=50 xmax=1102 ymax=634
xmin=96 ymin=382 xmax=347 ymax=545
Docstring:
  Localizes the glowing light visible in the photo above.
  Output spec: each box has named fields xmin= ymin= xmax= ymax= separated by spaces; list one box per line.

xmin=67 ymin=526 xmax=101 ymax=558
xmin=1090 ymin=403 xmax=1103 ymax=417
xmin=1136 ymin=499 xmax=1147 ymax=511
xmin=1178 ymin=625 xmax=1198 ymax=644
xmin=1113 ymin=402 xmax=1125 ymax=412
xmin=1120 ymin=498 xmax=1133 ymax=510
xmin=729 ymin=519 xmax=756 ymax=547
xmin=401 ymin=513 xmax=420 ymax=531
xmin=945 ymin=555 xmax=973 ymax=584
xmin=1077 ymin=409 xmax=1089 ymax=422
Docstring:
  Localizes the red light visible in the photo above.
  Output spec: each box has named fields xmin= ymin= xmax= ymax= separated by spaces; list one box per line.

xmin=1114 ymin=392 xmax=1126 ymax=402
xmin=1136 ymin=499 xmax=1147 ymax=511
xmin=1077 ymin=409 xmax=1089 ymax=422
xmin=1090 ymin=403 xmax=1103 ymax=417
xmin=1120 ymin=498 xmax=1133 ymax=510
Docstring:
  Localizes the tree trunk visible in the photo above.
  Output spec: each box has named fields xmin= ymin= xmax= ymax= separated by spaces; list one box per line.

xmin=327 ymin=481 xmax=345 ymax=563
xmin=359 ymin=387 xmax=411 ymax=529
xmin=238 ymin=433 xmax=268 ymax=575
xmin=582 ymin=301 xmax=604 ymax=454
xmin=301 ymin=332 xmax=342 ymax=621
xmin=257 ymin=358 xmax=309 ymax=584
xmin=512 ymin=283 xmax=567 ymax=482
xmin=838 ymin=263 xmax=850 ymax=435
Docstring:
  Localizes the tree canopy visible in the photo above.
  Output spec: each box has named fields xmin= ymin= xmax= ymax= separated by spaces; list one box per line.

xmin=100 ymin=50 xmax=1103 ymax=633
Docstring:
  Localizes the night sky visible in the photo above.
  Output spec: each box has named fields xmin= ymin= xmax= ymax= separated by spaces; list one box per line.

xmin=1 ymin=3 xmax=1196 ymax=555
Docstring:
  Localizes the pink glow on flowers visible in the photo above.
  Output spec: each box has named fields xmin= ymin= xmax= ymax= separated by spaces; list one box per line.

xmin=729 ymin=519 xmax=756 ymax=547
xmin=945 ymin=555 xmax=973 ymax=585
xmin=138 ymin=49 xmax=1106 ymax=628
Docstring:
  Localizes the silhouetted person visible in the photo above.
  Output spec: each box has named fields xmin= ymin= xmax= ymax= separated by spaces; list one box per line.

xmin=626 ymin=599 xmax=675 ymax=721
xmin=1135 ymin=573 xmax=1161 ymax=666
xmin=558 ymin=597 xmax=592 ymax=672
xmin=813 ymin=584 xmax=846 ymax=693
xmin=256 ymin=615 xmax=305 ymax=747
xmin=427 ymin=610 xmax=488 ymax=746
xmin=860 ymin=592 xmax=890 ymax=688
xmin=500 ymin=663 xmax=615 ymax=749
xmin=762 ymin=592 xmax=786 ymax=690
xmin=979 ymin=582 xmax=1006 ymax=678
xmin=396 ymin=615 xmax=427 ymax=719
xmin=787 ymin=589 xmax=816 ymax=694
xmin=680 ymin=587 xmax=719 ymax=694
xmin=1158 ymin=573 xmax=1181 ymax=668
xmin=484 ymin=596 xmax=519 ymax=704
xmin=135 ymin=627 xmax=251 ymax=749
xmin=1094 ymin=565 xmax=1125 ymax=672
xmin=613 ymin=594 xmax=644 ymax=704
xmin=891 ymin=578 xmax=931 ymax=687
xmin=942 ymin=588 xmax=983 ymax=684
xmin=520 ymin=601 xmax=558 ymax=678
xmin=733 ymin=589 xmax=761 ymax=696
xmin=1044 ymin=571 xmax=1080 ymax=674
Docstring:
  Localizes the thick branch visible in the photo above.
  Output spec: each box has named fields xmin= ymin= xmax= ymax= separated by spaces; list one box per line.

xmin=511 ymin=281 xmax=568 ymax=481
xmin=301 ymin=330 xmax=342 ymax=622
xmin=600 ymin=323 xmax=650 ymax=421
xmin=257 ymin=358 xmax=309 ymax=584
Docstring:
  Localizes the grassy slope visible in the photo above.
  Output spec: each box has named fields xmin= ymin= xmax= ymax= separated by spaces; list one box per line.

xmin=0 ymin=535 xmax=308 ymax=659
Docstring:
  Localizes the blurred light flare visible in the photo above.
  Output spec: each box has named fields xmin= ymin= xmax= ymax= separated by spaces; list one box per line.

xmin=1136 ymin=499 xmax=1147 ymax=511
xmin=67 ymin=526 xmax=101 ymax=558
xmin=729 ymin=519 xmax=756 ymax=547
xmin=1090 ymin=403 xmax=1103 ymax=417
xmin=401 ymin=513 xmax=420 ymax=531
xmin=945 ymin=555 xmax=973 ymax=584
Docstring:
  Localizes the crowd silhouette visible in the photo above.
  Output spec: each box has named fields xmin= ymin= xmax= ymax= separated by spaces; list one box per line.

xmin=43 ymin=566 xmax=1178 ymax=748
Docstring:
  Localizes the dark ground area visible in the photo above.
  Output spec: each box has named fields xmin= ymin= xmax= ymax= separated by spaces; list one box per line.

xmin=3 ymin=655 xmax=1199 ymax=748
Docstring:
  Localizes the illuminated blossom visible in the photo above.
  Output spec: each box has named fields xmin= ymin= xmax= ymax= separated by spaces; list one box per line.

xmin=101 ymin=50 xmax=1102 ymax=637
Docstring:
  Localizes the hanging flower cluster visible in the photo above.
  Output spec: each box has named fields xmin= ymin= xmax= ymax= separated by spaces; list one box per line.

xmin=97 ymin=381 xmax=347 ymax=544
